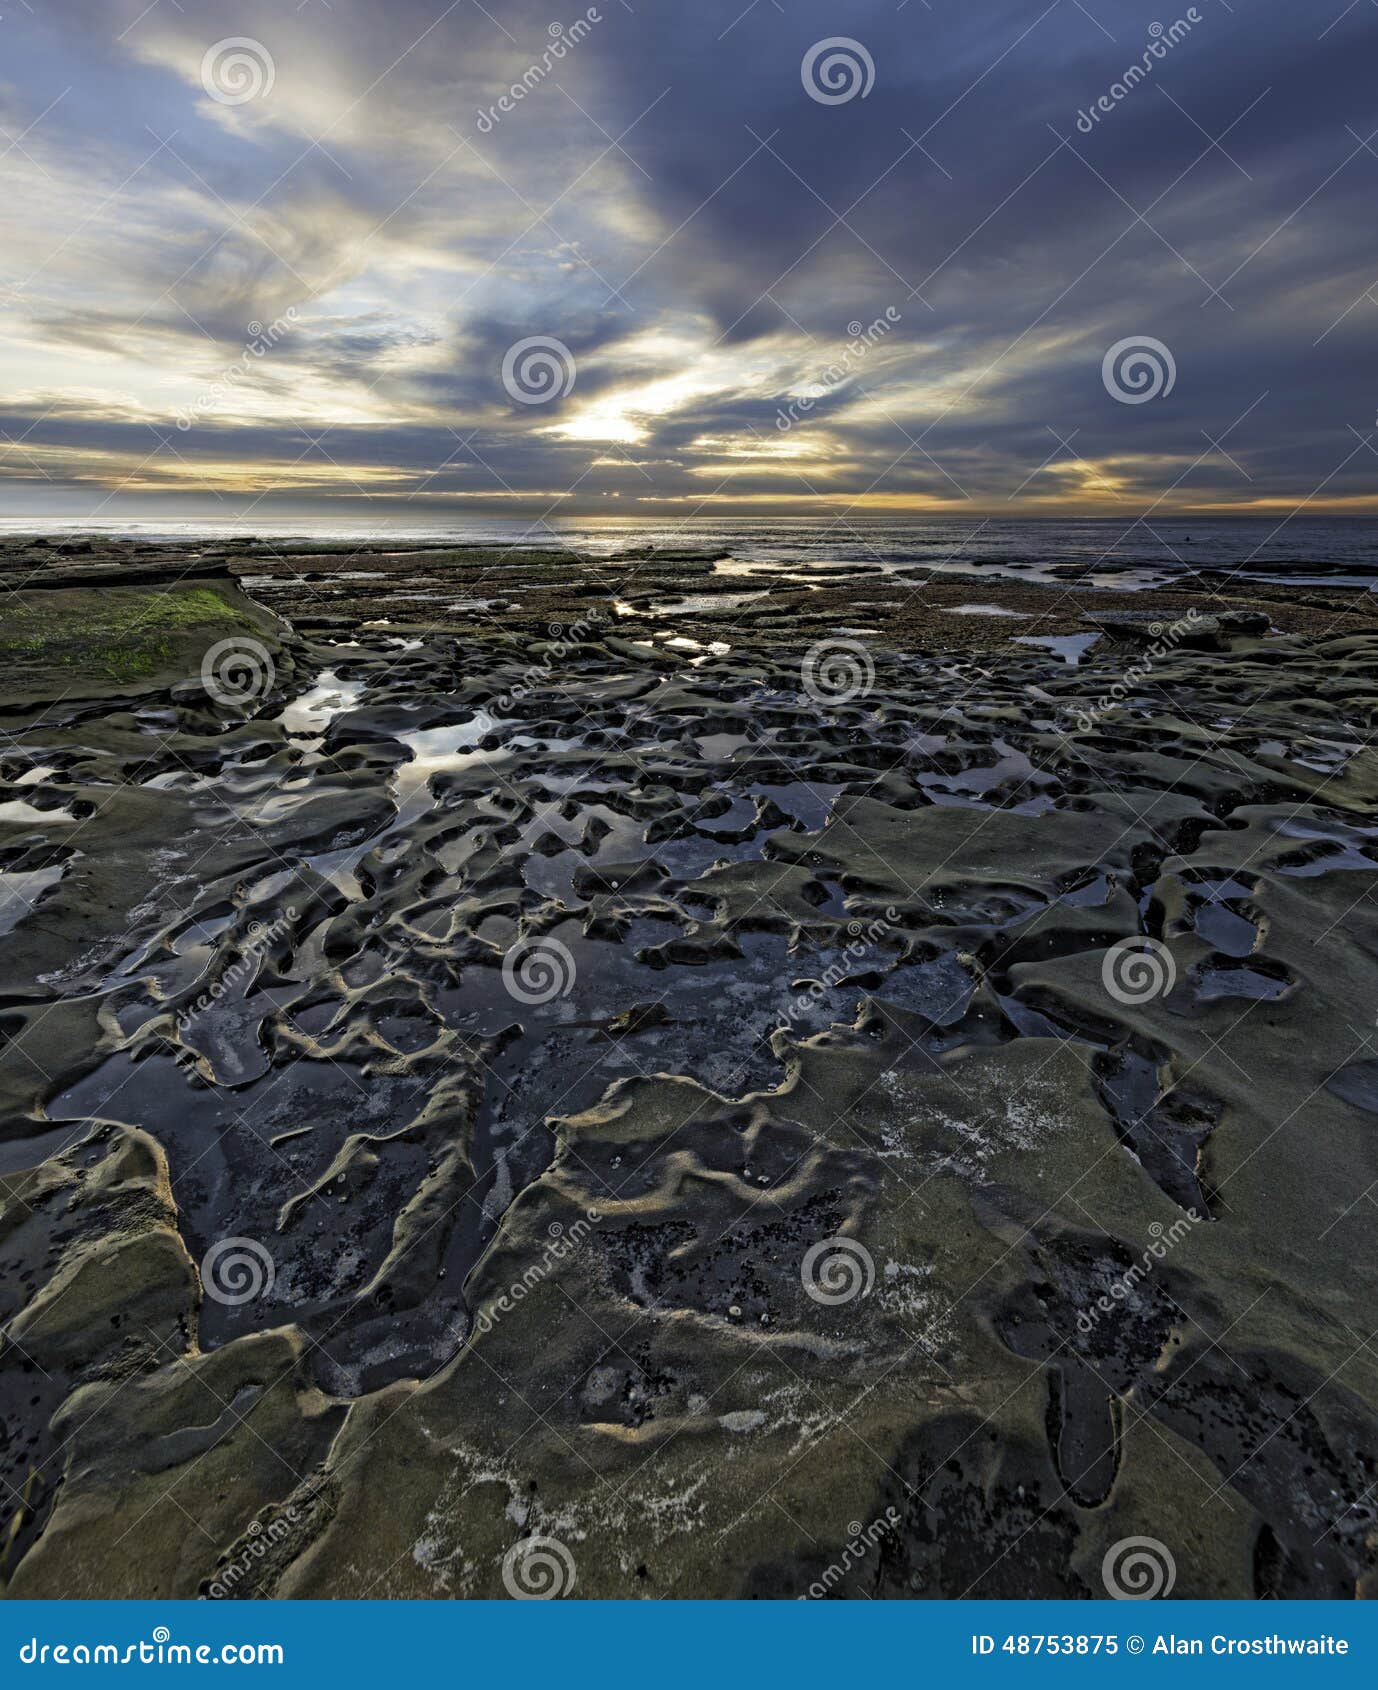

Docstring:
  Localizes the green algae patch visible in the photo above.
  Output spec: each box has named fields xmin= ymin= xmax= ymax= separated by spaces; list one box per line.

xmin=0 ymin=579 xmax=281 ymax=705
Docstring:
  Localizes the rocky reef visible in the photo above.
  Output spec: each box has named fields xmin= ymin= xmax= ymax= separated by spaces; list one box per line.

xmin=1 ymin=536 xmax=1376 ymax=1599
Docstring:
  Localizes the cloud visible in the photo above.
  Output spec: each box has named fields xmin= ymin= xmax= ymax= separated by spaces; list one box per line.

xmin=0 ymin=0 xmax=1375 ymax=516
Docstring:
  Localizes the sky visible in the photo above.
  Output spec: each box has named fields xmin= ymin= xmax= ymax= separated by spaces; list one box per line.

xmin=2 ymin=0 xmax=1377 ymax=523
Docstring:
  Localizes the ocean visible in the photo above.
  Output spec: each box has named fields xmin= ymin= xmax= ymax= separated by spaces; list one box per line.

xmin=3 ymin=514 xmax=1378 ymax=590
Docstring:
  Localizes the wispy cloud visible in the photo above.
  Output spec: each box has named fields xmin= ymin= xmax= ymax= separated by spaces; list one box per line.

xmin=2 ymin=0 xmax=1376 ymax=516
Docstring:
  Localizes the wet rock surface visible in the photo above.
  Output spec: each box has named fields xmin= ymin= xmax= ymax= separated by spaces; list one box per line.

xmin=1 ymin=537 xmax=1377 ymax=1598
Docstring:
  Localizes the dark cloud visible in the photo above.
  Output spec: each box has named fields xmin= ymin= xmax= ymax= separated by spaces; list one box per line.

xmin=1 ymin=0 xmax=1375 ymax=515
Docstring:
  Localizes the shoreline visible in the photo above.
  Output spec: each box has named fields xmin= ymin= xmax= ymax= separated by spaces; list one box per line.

xmin=1 ymin=534 xmax=1376 ymax=1598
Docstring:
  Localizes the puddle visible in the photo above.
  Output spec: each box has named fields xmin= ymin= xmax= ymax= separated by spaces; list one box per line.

xmin=276 ymin=671 xmax=366 ymax=738
xmin=750 ymin=782 xmax=845 ymax=830
xmin=649 ymin=592 xmax=769 ymax=615
xmin=0 ymin=800 xmax=78 ymax=825
xmin=1060 ymin=871 xmax=1113 ymax=908
xmin=0 ymin=1119 xmax=92 ymax=1179
xmin=1272 ymin=819 xmax=1377 ymax=876
xmin=387 ymin=718 xmax=508 ymax=823
xmin=662 ymin=634 xmax=732 ymax=657
xmin=1187 ymin=879 xmax=1261 ymax=956
xmin=303 ymin=713 xmax=517 ymax=898
xmin=0 ymin=863 xmax=69 ymax=936
xmin=1013 ymin=633 xmax=1102 ymax=665
xmin=1326 ymin=1061 xmax=1378 ymax=1114
xmin=1191 ymin=960 xmax=1291 ymax=1002
xmin=696 ymin=732 xmax=754 ymax=762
